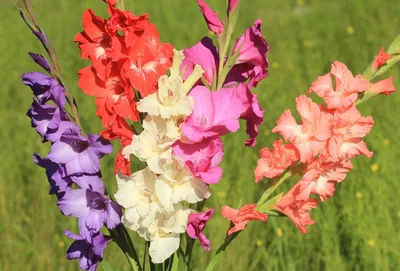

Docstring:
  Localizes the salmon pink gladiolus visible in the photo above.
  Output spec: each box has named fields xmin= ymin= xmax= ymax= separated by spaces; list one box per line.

xmin=275 ymin=183 xmax=318 ymax=234
xmin=221 ymin=204 xmax=268 ymax=235
xmin=372 ymin=47 xmax=392 ymax=71
xmin=272 ymin=95 xmax=333 ymax=163
xmin=308 ymin=61 xmax=370 ymax=111
xmin=254 ymin=139 xmax=299 ymax=182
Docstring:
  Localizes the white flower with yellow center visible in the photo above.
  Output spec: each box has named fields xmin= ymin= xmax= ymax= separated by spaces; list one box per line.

xmin=137 ymin=49 xmax=204 ymax=119
xmin=122 ymin=115 xmax=180 ymax=174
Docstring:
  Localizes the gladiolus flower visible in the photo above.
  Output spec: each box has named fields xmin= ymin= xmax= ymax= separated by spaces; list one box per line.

xmin=308 ymin=61 xmax=370 ymax=111
xmin=228 ymin=0 xmax=240 ymax=14
xmin=181 ymin=86 xmax=242 ymax=143
xmin=221 ymin=204 xmax=268 ymax=235
xmin=369 ymin=77 xmax=396 ymax=95
xmin=227 ymin=19 xmax=269 ymax=88
xmin=297 ymin=159 xmax=353 ymax=201
xmin=187 ymin=209 xmax=215 ymax=251
xmin=254 ymin=140 xmax=299 ymax=182
xmin=275 ymin=183 xmax=318 ymax=234
xmin=327 ymin=105 xmax=374 ymax=162
xmin=372 ymin=47 xmax=391 ymax=71
xmin=272 ymin=95 xmax=333 ymax=163
xmin=173 ymin=137 xmax=224 ymax=184
xmin=197 ymin=0 xmax=224 ymax=36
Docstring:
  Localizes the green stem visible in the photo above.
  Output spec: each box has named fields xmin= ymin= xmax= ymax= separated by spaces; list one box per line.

xmin=256 ymin=170 xmax=293 ymax=207
xmin=204 ymin=231 xmax=240 ymax=271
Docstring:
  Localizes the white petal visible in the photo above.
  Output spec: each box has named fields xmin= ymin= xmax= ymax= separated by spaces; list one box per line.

xmin=149 ymin=235 xmax=180 ymax=264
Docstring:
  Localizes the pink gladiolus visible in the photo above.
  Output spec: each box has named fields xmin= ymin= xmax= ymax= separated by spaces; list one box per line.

xmin=181 ymin=86 xmax=242 ymax=143
xmin=254 ymin=140 xmax=299 ymax=182
xmin=221 ymin=204 xmax=268 ymax=235
xmin=197 ymin=0 xmax=224 ymax=36
xmin=297 ymin=159 xmax=353 ymax=201
xmin=369 ymin=77 xmax=396 ymax=95
xmin=187 ymin=209 xmax=215 ymax=251
xmin=272 ymin=95 xmax=333 ymax=163
xmin=308 ymin=61 xmax=370 ymax=111
xmin=372 ymin=47 xmax=392 ymax=71
xmin=275 ymin=183 xmax=318 ymax=234
xmin=181 ymin=37 xmax=218 ymax=86
xmin=233 ymin=84 xmax=264 ymax=146
xmin=227 ymin=19 xmax=269 ymax=87
xmin=327 ymin=106 xmax=374 ymax=162
xmin=228 ymin=0 xmax=240 ymax=14
xmin=173 ymin=137 xmax=224 ymax=184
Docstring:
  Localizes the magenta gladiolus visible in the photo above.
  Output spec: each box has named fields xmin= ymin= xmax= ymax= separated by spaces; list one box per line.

xmin=197 ymin=0 xmax=224 ymax=36
xmin=187 ymin=209 xmax=215 ymax=251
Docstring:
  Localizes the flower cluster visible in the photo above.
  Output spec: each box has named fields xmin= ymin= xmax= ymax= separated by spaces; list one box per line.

xmin=255 ymin=58 xmax=396 ymax=234
xmin=75 ymin=0 xmax=174 ymax=176
xmin=103 ymin=0 xmax=269 ymax=263
xmin=23 ymin=49 xmax=120 ymax=270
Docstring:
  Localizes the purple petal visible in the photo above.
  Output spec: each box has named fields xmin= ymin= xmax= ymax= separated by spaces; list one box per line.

xmin=64 ymin=230 xmax=84 ymax=241
xmin=58 ymin=189 xmax=90 ymax=217
xmin=105 ymin=201 xmax=122 ymax=229
xmin=76 ymin=150 xmax=101 ymax=174
xmin=91 ymin=232 xmax=111 ymax=258
xmin=48 ymin=140 xmax=79 ymax=164
xmin=87 ymin=134 xmax=113 ymax=159
xmin=85 ymin=211 xmax=106 ymax=233
xmin=66 ymin=239 xmax=88 ymax=260
xmin=46 ymin=121 xmax=78 ymax=143
xmin=33 ymin=153 xmax=72 ymax=197
xmin=71 ymin=175 xmax=105 ymax=194
xmin=28 ymin=52 xmax=51 ymax=73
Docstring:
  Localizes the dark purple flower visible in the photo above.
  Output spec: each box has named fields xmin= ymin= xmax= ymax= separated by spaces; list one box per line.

xmin=33 ymin=153 xmax=73 ymax=198
xmin=22 ymin=72 xmax=66 ymax=107
xmin=28 ymin=52 xmax=51 ymax=73
xmin=227 ymin=19 xmax=269 ymax=87
xmin=47 ymin=126 xmax=113 ymax=175
xmin=27 ymin=101 xmax=68 ymax=142
xmin=65 ymin=230 xmax=111 ymax=271
xmin=58 ymin=175 xmax=121 ymax=240
xmin=187 ymin=209 xmax=215 ymax=251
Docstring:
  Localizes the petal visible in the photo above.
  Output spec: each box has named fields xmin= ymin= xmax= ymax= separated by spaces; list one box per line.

xmin=58 ymin=189 xmax=90 ymax=217
xmin=149 ymin=235 xmax=180 ymax=264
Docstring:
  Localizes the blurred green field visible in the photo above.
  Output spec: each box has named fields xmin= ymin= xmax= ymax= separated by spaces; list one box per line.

xmin=1 ymin=0 xmax=400 ymax=270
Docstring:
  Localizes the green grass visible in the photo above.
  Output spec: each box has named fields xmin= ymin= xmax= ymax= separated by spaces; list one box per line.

xmin=1 ymin=0 xmax=400 ymax=270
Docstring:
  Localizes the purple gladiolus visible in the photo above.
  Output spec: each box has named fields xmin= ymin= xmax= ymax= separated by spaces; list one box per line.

xmin=65 ymin=230 xmax=111 ymax=271
xmin=33 ymin=153 xmax=73 ymax=198
xmin=28 ymin=52 xmax=51 ymax=73
xmin=22 ymin=72 xmax=66 ymax=107
xmin=47 ymin=126 xmax=113 ymax=175
xmin=27 ymin=101 xmax=68 ymax=142
xmin=58 ymin=175 xmax=121 ymax=240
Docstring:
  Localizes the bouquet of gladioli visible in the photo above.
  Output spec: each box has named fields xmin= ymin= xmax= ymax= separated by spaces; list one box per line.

xmin=18 ymin=0 xmax=400 ymax=270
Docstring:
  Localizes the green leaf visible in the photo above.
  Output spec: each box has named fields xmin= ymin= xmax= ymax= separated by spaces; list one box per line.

xmin=259 ymin=193 xmax=283 ymax=212
xmin=101 ymin=259 xmax=115 ymax=271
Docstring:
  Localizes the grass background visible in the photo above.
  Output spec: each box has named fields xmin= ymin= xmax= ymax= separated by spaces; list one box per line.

xmin=1 ymin=0 xmax=400 ymax=270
